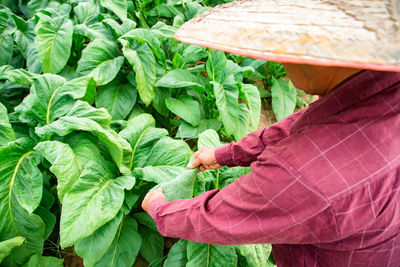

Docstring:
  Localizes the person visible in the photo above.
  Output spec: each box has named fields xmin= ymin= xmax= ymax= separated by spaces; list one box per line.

xmin=142 ymin=0 xmax=400 ymax=266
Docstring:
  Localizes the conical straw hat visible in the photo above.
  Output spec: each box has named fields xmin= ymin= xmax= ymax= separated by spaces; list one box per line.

xmin=175 ymin=0 xmax=400 ymax=71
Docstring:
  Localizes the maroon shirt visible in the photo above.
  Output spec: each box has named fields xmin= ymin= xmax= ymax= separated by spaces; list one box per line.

xmin=149 ymin=70 xmax=400 ymax=266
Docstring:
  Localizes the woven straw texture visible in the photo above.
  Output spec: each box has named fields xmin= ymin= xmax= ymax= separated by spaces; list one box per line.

xmin=175 ymin=0 xmax=400 ymax=71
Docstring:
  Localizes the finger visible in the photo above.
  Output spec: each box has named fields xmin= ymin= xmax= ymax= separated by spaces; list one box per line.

xmin=193 ymin=150 xmax=201 ymax=159
xmin=187 ymin=157 xmax=202 ymax=168
xmin=199 ymin=165 xmax=206 ymax=172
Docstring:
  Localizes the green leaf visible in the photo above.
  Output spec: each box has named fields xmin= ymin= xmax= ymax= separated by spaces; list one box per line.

xmin=23 ymin=254 xmax=64 ymax=267
xmin=95 ymin=216 xmax=142 ymax=267
xmin=60 ymin=161 xmax=135 ymax=247
xmin=35 ymin=101 xmax=132 ymax=174
xmin=235 ymin=244 xmax=272 ymax=267
xmin=77 ymin=39 xmax=124 ymax=86
xmin=0 ymin=65 xmax=35 ymax=85
xmin=65 ymin=133 xmax=103 ymax=170
xmin=186 ymin=242 xmax=238 ymax=267
xmin=176 ymin=119 xmax=222 ymax=139
xmin=0 ymin=11 xmax=15 ymax=65
xmin=0 ymin=139 xmax=45 ymax=265
xmin=133 ymin=212 xmax=157 ymax=232
xmin=138 ymin=226 xmax=164 ymax=266
xmin=271 ymin=78 xmax=297 ymax=121
xmin=156 ymin=69 xmax=204 ymax=91
xmin=166 ymin=96 xmax=201 ymax=127
xmin=0 ymin=236 xmax=25 ymax=264
xmin=152 ymin=168 xmax=197 ymax=201
xmin=0 ymin=102 xmax=15 ymax=146
xmin=95 ymin=80 xmax=137 ymax=120
xmin=34 ymin=141 xmax=80 ymax=202
xmin=120 ymin=28 xmax=166 ymax=65
xmin=206 ymin=50 xmax=227 ymax=83
xmin=34 ymin=14 xmax=73 ymax=74
xmin=241 ymin=84 xmax=261 ymax=131
xmin=121 ymin=41 xmax=156 ymax=106
xmin=100 ymin=0 xmax=127 ymax=20
xmin=103 ymin=18 xmax=137 ymax=38
xmin=73 ymin=2 xmax=99 ymax=24
xmin=198 ymin=129 xmax=221 ymax=149
xmin=235 ymin=103 xmax=251 ymax=141
xmin=212 ymin=82 xmax=240 ymax=136
xmin=15 ymin=74 xmax=96 ymax=126
xmin=164 ymin=239 xmax=187 ymax=267
xmin=34 ymin=206 xmax=56 ymax=240
xmin=75 ymin=211 xmax=123 ymax=267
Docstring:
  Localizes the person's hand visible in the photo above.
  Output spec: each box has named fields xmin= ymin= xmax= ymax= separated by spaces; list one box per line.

xmin=142 ymin=188 xmax=166 ymax=212
xmin=187 ymin=147 xmax=221 ymax=172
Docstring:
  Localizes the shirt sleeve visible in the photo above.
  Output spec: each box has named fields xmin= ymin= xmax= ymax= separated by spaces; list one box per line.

xmin=148 ymin=149 xmax=339 ymax=245
xmin=215 ymin=109 xmax=306 ymax=167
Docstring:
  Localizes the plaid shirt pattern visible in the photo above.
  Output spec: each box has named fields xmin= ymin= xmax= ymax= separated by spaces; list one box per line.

xmin=149 ymin=70 xmax=400 ymax=266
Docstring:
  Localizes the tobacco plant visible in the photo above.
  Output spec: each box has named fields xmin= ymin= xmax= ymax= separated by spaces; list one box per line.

xmin=0 ymin=0 xmax=299 ymax=266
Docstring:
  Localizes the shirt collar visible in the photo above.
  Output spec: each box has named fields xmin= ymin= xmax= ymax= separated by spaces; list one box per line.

xmin=291 ymin=70 xmax=400 ymax=133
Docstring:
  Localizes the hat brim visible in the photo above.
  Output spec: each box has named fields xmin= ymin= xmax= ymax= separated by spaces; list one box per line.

xmin=174 ymin=0 xmax=400 ymax=72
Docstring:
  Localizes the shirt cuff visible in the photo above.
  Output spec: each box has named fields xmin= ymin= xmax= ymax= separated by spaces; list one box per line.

xmin=215 ymin=144 xmax=235 ymax=166
xmin=148 ymin=197 xmax=168 ymax=222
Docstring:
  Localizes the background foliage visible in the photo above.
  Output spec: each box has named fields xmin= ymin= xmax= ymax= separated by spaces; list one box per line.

xmin=0 ymin=0 xmax=308 ymax=266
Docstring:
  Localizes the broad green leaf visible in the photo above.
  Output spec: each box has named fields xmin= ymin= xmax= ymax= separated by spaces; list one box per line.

xmin=133 ymin=212 xmax=157 ymax=232
xmin=15 ymin=74 xmax=96 ymax=126
xmin=26 ymin=45 xmax=42 ymax=74
xmin=235 ymin=103 xmax=251 ymax=141
xmin=206 ymin=50 xmax=227 ymax=83
xmin=35 ymin=101 xmax=132 ymax=174
xmin=0 ymin=236 xmax=25 ymax=263
xmin=235 ymin=244 xmax=272 ymax=267
xmin=75 ymin=211 xmax=123 ymax=267
xmin=60 ymin=161 xmax=135 ymax=247
xmin=13 ymin=16 xmax=35 ymax=59
xmin=34 ymin=141 xmax=80 ymax=202
xmin=34 ymin=206 xmax=56 ymax=240
xmin=150 ymin=21 xmax=176 ymax=38
xmin=136 ymin=166 xmax=185 ymax=184
xmin=73 ymin=2 xmax=99 ymax=24
xmin=138 ymin=226 xmax=164 ymax=266
xmin=0 ymin=11 xmax=15 ymax=65
xmin=176 ymin=119 xmax=222 ymax=139
xmin=103 ymin=18 xmax=136 ymax=38
xmin=0 ymin=65 xmax=35 ymax=85
xmin=66 ymin=133 xmax=103 ymax=170
xmin=23 ymin=254 xmax=64 ymax=267
xmin=100 ymin=0 xmax=127 ymax=20
xmin=74 ymin=22 xmax=115 ymax=41
xmin=212 ymin=82 xmax=240 ymax=136
xmin=187 ymin=242 xmax=237 ymax=267
xmin=0 ymin=102 xmax=15 ymax=146
xmin=140 ymin=136 xmax=192 ymax=168
xmin=156 ymin=69 xmax=204 ymax=91
xmin=164 ymin=239 xmax=187 ymax=267
xmin=0 ymin=138 xmax=45 ymax=266
xmin=180 ymin=44 xmax=208 ymax=68
xmin=34 ymin=14 xmax=73 ymax=74
xmin=149 ymin=4 xmax=182 ymax=18
xmin=77 ymin=39 xmax=124 ymax=86
xmin=198 ymin=129 xmax=221 ymax=149
xmin=152 ymin=168 xmax=197 ymax=201
xmin=271 ymin=77 xmax=297 ymax=121
xmin=95 ymin=80 xmax=137 ymax=120
xmin=166 ymin=96 xmax=201 ymax=127
xmin=122 ymin=41 xmax=155 ymax=106
xmin=95 ymin=216 xmax=142 ymax=267
xmin=119 ymin=113 xmax=168 ymax=169
xmin=241 ymin=84 xmax=261 ymax=131
xmin=120 ymin=28 xmax=165 ymax=64
xmin=153 ymin=86 xmax=171 ymax=116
